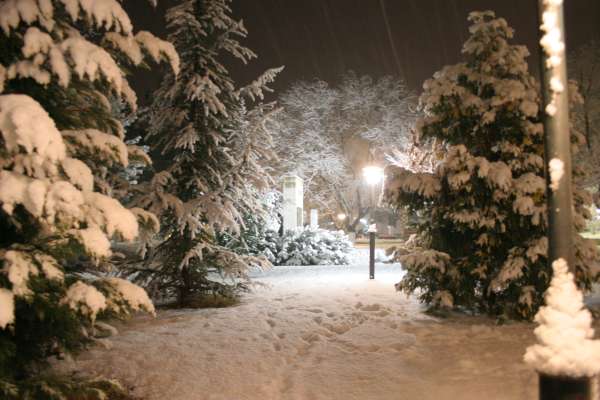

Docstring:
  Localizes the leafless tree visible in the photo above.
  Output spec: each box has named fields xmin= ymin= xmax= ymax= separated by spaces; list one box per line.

xmin=272 ymin=72 xmax=418 ymax=232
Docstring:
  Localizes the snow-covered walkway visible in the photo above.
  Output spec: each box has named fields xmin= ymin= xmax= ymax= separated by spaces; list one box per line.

xmin=58 ymin=250 xmax=539 ymax=400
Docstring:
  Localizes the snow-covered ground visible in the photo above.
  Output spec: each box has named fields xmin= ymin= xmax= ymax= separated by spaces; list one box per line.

xmin=57 ymin=249 xmax=543 ymax=399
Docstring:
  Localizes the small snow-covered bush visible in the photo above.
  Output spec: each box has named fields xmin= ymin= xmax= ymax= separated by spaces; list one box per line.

xmin=0 ymin=375 xmax=134 ymax=400
xmin=270 ymin=228 xmax=353 ymax=266
xmin=222 ymin=222 xmax=353 ymax=267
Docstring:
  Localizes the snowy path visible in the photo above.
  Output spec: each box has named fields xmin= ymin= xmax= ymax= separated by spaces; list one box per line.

xmin=58 ymin=250 xmax=539 ymax=400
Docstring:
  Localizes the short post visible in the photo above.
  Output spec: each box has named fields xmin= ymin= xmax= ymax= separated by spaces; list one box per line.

xmin=310 ymin=209 xmax=319 ymax=229
xmin=368 ymin=224 xmax=376 ymax=279
xmin=535 ymin=0 xmax=593 ymax=398
xmin=539 ymin=374 xmax=592 ymax=400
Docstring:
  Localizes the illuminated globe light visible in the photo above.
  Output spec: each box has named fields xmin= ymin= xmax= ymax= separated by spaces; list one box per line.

xmin=362 ymin=165 xmax=384 ymax=185
xmin=337 ymin=213 xmax=347 ymax=220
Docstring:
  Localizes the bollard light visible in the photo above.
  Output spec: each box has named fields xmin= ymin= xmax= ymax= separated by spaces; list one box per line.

xmin=368 ymin=224 xmax=377 ymax=279
xmin=363 ymin=165 xmax=383 ymax=279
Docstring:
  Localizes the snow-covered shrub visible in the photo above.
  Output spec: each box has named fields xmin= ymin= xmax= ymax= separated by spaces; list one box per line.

xmin=248 ymin=228 xmax=351 ymax=266
xmin=220 ymin=193 xmax=353 ymax=266
xmin=384 ymin=11 xmax=598 ymax=320
xmin=221 ymin=204 xmax=353 ymax=266
xmin=0 ymin=374 xmax=134 ymax=400
xmin=274 ymin=228 xmax=353 ymax=266
xmin=0 ymin=0 xmax=177 ymax=395
xmin=128 ymin=0 xmax=282 ymax=306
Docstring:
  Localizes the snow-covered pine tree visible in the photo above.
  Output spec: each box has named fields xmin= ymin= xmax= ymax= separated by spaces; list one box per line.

xmin=384 ymin=11 xmax=598 ymax=320
xmin=131 ymin=0 xmax=282 ymax=306
xmin=0 ymin=0 xmax=178 ymax=396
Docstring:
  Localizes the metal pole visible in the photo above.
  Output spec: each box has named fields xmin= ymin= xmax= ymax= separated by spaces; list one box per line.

xmin=539 ymin=374 xmax=592 ymax=400
xmin=369 ymin=231 xmax=375 ymax=279
xmin=538 ymin=0 xmax=575 ymax=270
xmin=537 ymin=1 xmax=591 ymax=398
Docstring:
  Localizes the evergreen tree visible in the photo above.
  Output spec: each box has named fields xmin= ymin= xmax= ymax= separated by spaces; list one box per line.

xmin=0 ymin=0 xmax=178 ymax=396
xmin=384 ymin=11 xmax=598 ymax=320
xmin=131 ymin=0 xmax=282 ymax=306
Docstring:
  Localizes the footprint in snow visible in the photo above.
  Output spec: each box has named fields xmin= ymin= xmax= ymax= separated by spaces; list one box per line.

xmin=375 ymin=309 xmax=390 ymax=317
xmin=323 ymin=322 xmax=352 ymax=335
xmin=305 ymin=308 xmax=323 ymax=314
xmin=301 ymin=332 xmax=321 ymax=343
xmin=358 ymin=303 xmax=383 ymax=312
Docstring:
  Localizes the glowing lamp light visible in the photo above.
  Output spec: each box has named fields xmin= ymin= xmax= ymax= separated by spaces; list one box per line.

xmin=362 ymin=165 xmax=384 ymax=185
xmin=337 ymin=213 xmax=347 ymax=220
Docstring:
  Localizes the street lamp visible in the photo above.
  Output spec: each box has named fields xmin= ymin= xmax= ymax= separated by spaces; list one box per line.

xmin=362 ymin=165 xmax=384 ymax=279
xmin=362 ymin=165 xmax=384 ymax=185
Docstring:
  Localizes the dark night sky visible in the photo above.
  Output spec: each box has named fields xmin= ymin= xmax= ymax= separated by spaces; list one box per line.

xmin=128 ymin=0 xmax=600 ymax=103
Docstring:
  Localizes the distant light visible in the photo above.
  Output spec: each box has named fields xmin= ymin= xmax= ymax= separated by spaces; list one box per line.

xmin=362 ymin=165 xmax=384 ymax=185
xmin=360 ymin=218 xmax=367 ymax=224
xmin=337 ymin=213 xmax=347 ymax=220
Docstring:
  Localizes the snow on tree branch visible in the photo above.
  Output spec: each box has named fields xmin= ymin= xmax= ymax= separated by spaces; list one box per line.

xmin=135 ymin=31 xmax=180 ymax=75
xmin=61 ymin=0 xmax=133 ymax=34
xmin=385 ymin=166 xmax=441 ymax=199
xmin=237 ymin=66 xmax=284 ymax=102
xmin=0 ymin=95 xmax=139 ymax=258
xmin=62 ymin=129 xmax=129 ymax=167
xmin=0 ymin=94 xmax=66 ymax=162
xmin=61 ymin=281 xmax=107 ymax=322
xmin=0 ymin=288 xmax=14 ymax=329
xmin=0 ymin=0 xmax=55 ymax=35
xmin=106 ymin=31 xmax=181 ymax=76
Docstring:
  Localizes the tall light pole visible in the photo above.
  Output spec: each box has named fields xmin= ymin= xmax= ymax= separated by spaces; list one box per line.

xmin=533 ymin=1 xmax=592 ymax=398
xmin=363 ymin=165 xmax=384 ymax=279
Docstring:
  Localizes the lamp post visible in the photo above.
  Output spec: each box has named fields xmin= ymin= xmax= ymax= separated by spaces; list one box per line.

xmin=534 ymin=0 xmax=593 ymax=398
xmin=362 ymin=165 xmax=384 ymax=280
